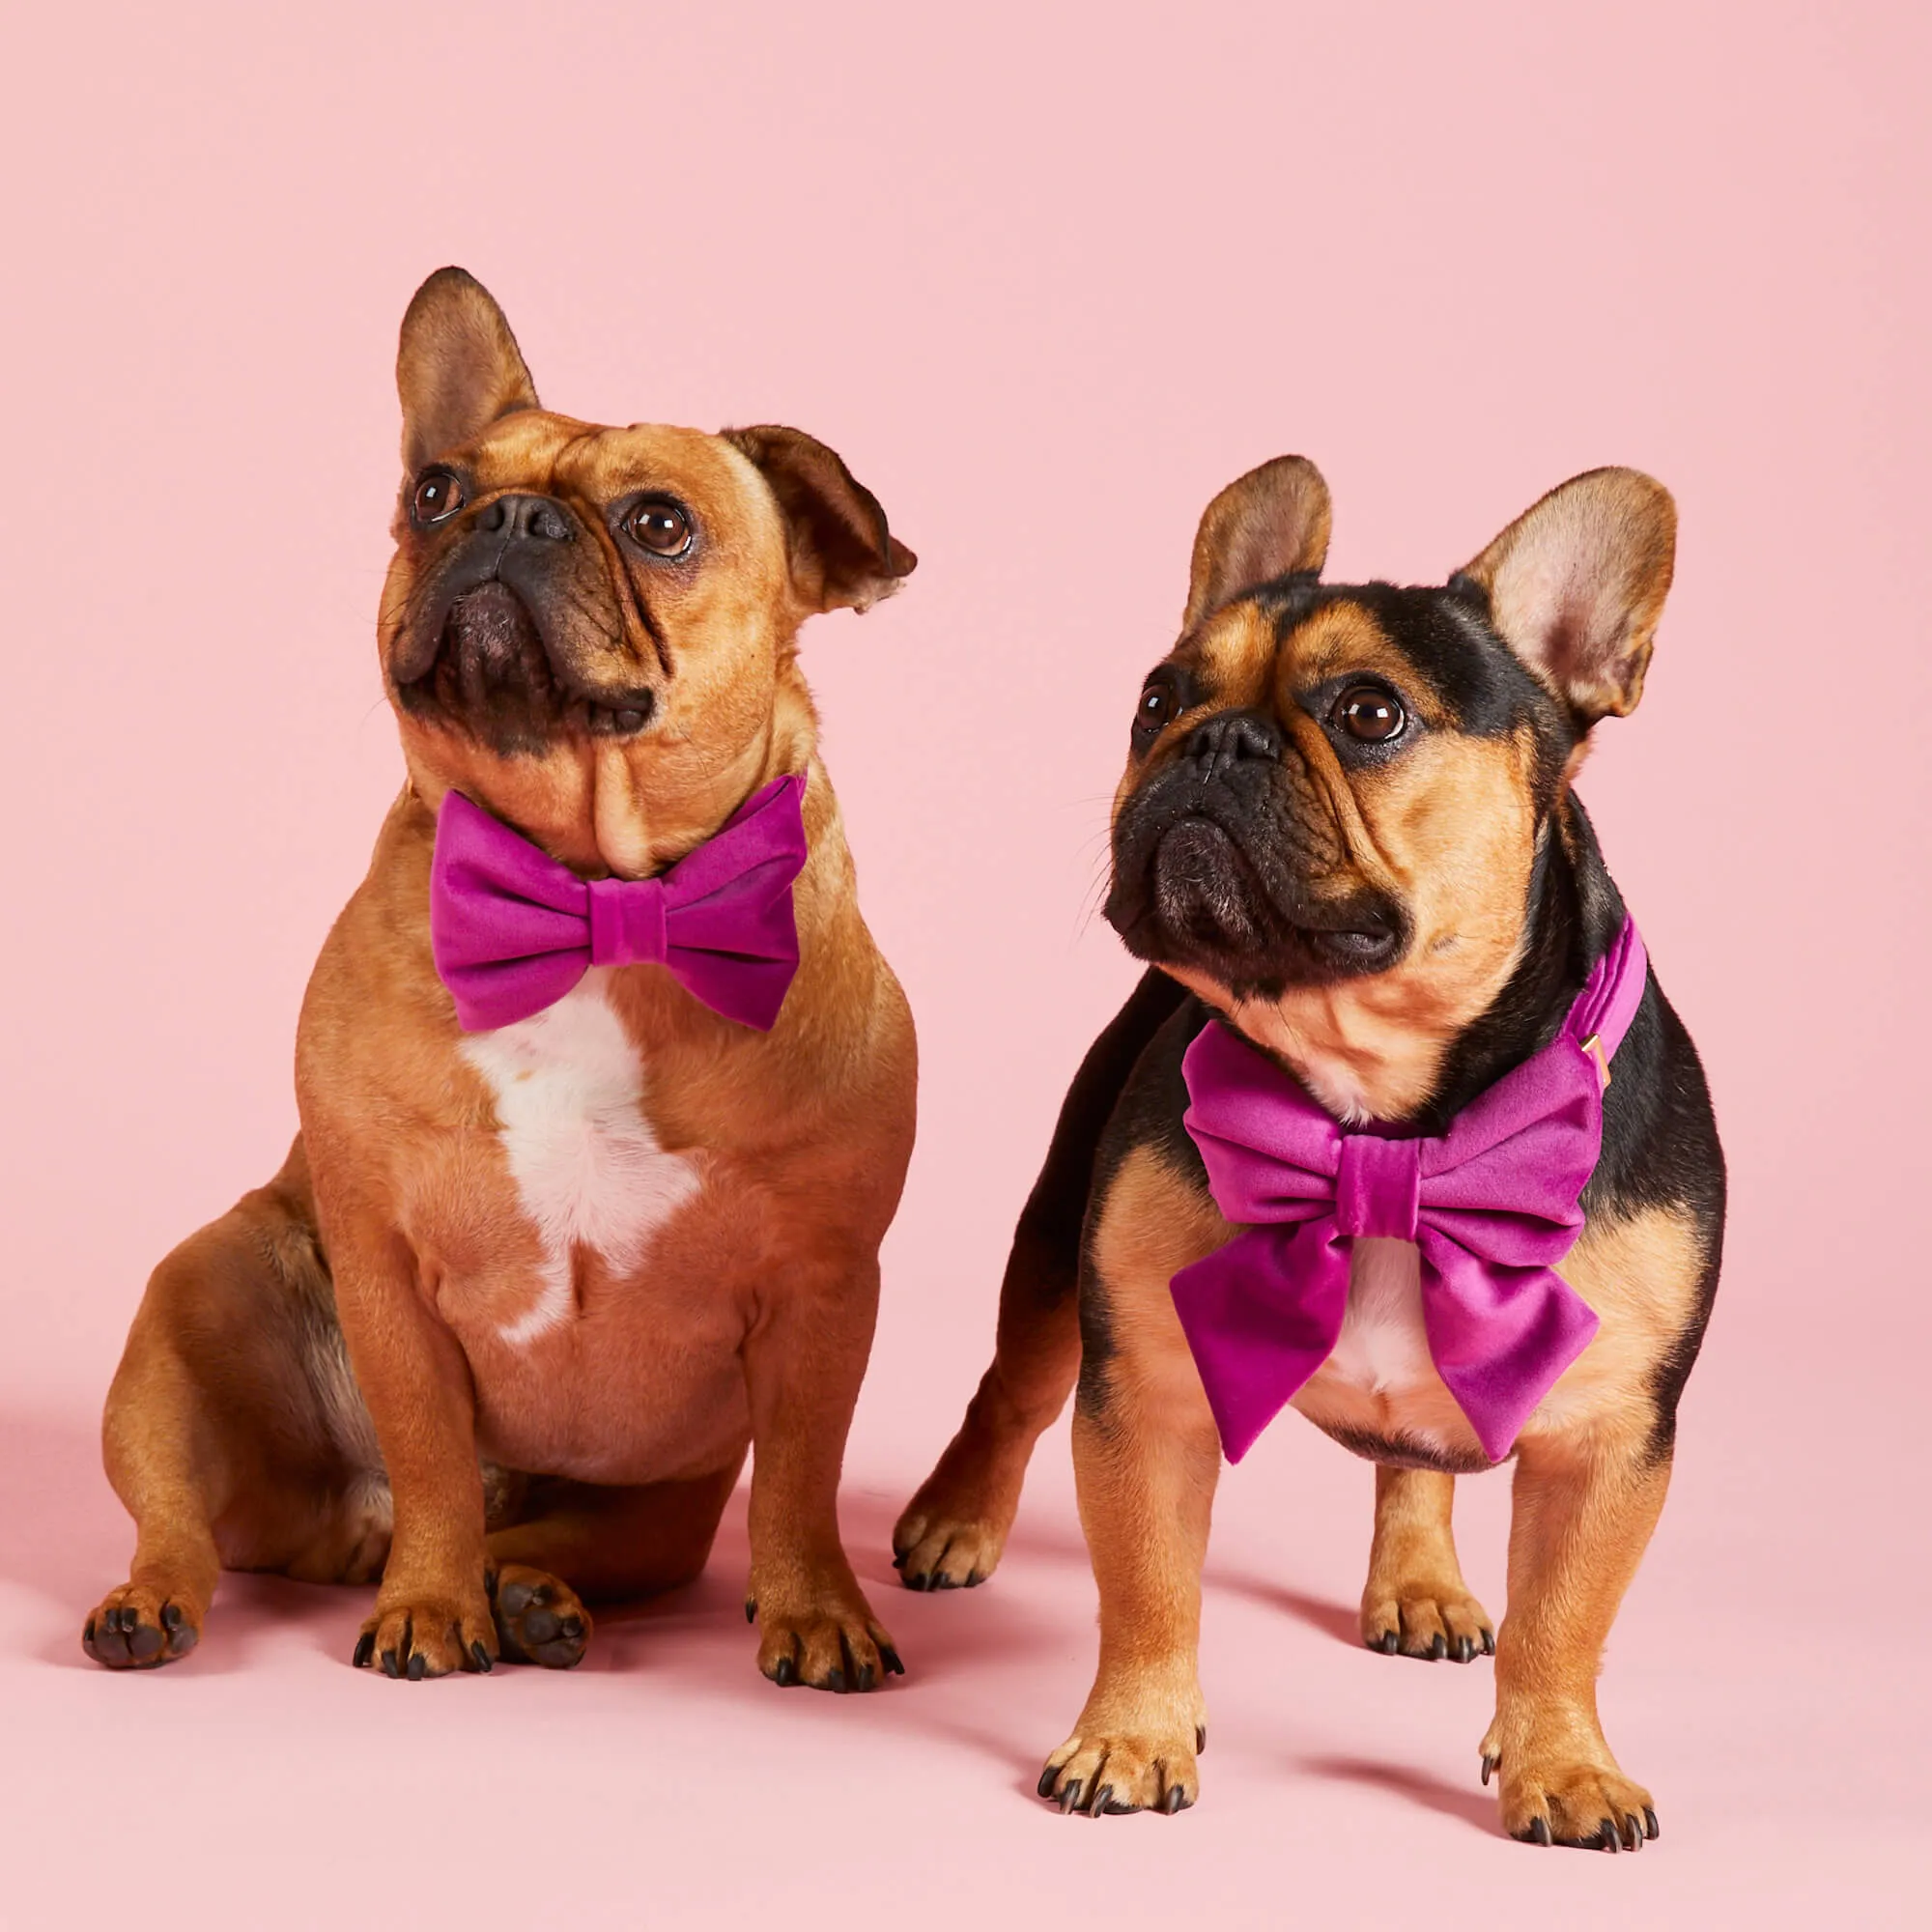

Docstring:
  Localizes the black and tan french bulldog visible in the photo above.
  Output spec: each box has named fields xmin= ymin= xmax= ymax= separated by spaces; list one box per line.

xmin=895 ymin=456 xmax=1724 ymax=1847
xmin=85 ymin=268 xmax=919 ymax=1690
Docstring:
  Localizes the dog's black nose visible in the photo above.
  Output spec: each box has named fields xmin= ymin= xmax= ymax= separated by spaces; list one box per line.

xmin=479 ymin=494 xmax=574 ymax=543
xmin=1185 ymin=709 xmax=1281 ymax=777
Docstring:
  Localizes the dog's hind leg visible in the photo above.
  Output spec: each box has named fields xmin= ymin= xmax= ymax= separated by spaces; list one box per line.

xmin=86 ymin=1141 xmax=356 ymax=1668
xmin=1358 ymin=1466 xmax=1494 ymax=1662
xmin=478 ymin=1460 xmax=743 ymax=1668
xmin=894 ymin=969 xmax=1187 ymax=1590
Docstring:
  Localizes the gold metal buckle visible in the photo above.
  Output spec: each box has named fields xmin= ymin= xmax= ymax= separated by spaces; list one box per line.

xmin=1580 ymin=1033 xmax=1611 ymax=1091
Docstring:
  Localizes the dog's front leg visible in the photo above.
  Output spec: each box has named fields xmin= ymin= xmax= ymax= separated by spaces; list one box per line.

xmin=742 ymin=1253 xmax=899 ymax=1691
xmin=328 ymin=1212 xmax=497 ymax=1680
xmin=1482 ymin=1426 xmax=1669 ymax=1849
xmin=1038 ymin=1298 xmax=1218 ymax=1816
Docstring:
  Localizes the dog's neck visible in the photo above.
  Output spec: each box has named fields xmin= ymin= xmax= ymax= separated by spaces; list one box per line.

xmin=1205 ymin=791 xmax=1625 ymax=1132
xmin=1396 ymin=793 xmax=1627 ymax=1133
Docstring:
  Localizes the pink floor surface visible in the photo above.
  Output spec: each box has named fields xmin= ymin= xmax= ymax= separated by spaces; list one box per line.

xmin=3 ymin=1248 xmax=1921 ymax=1929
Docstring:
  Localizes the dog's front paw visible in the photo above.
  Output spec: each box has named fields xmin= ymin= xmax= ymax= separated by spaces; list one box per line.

xmin=83 ymin=1579 xmax=204 ymax=1670
xmin=353 ymin=1584 xmax=497 ymax=1680
xmin=1037 ymin=1720 xmax=1203 ymax=1817
xmin=490 ymin=1564 xmax=590 ymax=1668
xmin=1361 ymin=1582 xmax=1494 ymax=1662
xmin=747 ymin=1577 xmax=902 ymax=1692
xmin=1482 ymin=1734 xmax=1658 ymax=1850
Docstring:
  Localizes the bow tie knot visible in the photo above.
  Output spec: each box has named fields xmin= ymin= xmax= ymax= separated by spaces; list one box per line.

xmin=1334 ymin=1132 xmax=1421 ymax=1239
xmin=586 ymin=874 xmax=668 ymax=968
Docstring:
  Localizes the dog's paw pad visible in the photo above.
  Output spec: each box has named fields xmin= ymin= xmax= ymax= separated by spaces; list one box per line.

xmin=489 ymin=1565 xmax=590 ymax=1669
xmin=83 ymin=1584 xmax=201 ymax=1670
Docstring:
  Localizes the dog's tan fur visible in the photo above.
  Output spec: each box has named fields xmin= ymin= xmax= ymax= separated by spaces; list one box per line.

xmin=87 ymin=270 xmax=917 ymax=1690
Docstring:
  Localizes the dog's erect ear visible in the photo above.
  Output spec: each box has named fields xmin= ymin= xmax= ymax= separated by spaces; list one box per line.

xmin=397 ymin=268 xmax=540 ymax=474
xmin=1182 ymin=456 xmax=1333 ymax=631
xmin=1456 ymin=469 xmax=1676 ymax=724
xmin=723 ymin=425 xmax=917 ymax=615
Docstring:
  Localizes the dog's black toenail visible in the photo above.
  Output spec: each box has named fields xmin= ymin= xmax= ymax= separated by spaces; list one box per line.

xmin=471 ymin=1640 xmax=493 ymax=1672
xmin=1037 ymin=1766 xmax=1060 ymax=1800
xmin=1598 ymin=1817 xmax=1618 ymax=1852
xmin=353 ymin=1632 xmax=374 ymax=1667
xmin=406 ymin=1652 xmax=427 ymax=1681
xmin=855 ymin=1663 xmax=876 ymax=1692
xmin=161 ymin=1605 xmax=183 ymax=1632
xmin=1621 ymin=1813 xmax=1642 ymax=1851
xmin=1643 ymin=1807 xmax=1660 ymax=1840
xmin=1195 ymin=1725 xmax=1208 ymax=1752
xmin=745 ymin=1600 xmax=756 ymax=1624
xmin=1456 ymin=1635 xmax=1474 ymax=1663
xmin=1429 ymin=1634 xmax=1446 ymax=1661
xmin=1481 ymin=1629 xmax=1495 ymax=1655
xmin=891 ymin=1552 xmax=906 ymax=1570
xmin=381 ymin=1648 xmax=400 ymax=1677
xmin=822 ymin=1668 xmax=847 ymax=1694
xmin=774 ymin=1655 xmax=798 ymax=1688
xmin=1529 ymin=1818 xmax=1551 ymax=1846
xmin=965 ymin=1570 xmax=983 ymax=1587
xmin=930 ymin=1573 xmax=958 ymax=1591
xmin=1481 ymin=1753 xmax=1497 ymax=1787
xmin=1091 ymin=1785 xmax=1113 ymax=1815
xmin=1057 ymin=1780 xmax=1083 ymax=1814
xmin=880 ymin=1645 xmax=904 ymax=1677
xmin=1164 ymin=1786 xmax=1190 ymax=1813
xmin=1379 ymin=1631 xmax=1398 ymax=1654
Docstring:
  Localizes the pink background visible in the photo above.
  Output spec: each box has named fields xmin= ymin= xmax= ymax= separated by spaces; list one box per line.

xmin=2 ymin=3 xmax=1924 ymax=1923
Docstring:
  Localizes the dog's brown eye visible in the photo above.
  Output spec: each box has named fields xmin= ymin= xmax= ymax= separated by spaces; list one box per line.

xmin=1136 ymin=683 xmax=1175 ymax=736
xmin=1335 ymin=685 xmax=1406 ymax=744
xmin=412 ymin=469 xmax=465 ymax=525
xmin=626 ymin=499 xmax=692 ymax=556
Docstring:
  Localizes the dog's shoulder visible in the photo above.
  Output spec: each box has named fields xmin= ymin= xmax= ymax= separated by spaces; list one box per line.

xmin=1075 ymin=994 xmax=1226 ymax=1396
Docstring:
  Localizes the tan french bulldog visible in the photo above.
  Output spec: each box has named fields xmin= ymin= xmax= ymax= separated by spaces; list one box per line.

xmin=86 ymin=268 xmax=919 ymax=1692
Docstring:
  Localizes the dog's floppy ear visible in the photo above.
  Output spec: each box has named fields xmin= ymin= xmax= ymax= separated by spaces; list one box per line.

xmin=1182 ymin=456 xmax=1333 ymax=631
xmin=723 ymin=425 xmax=917 ymax=615
xmin=1455 ymin=469 xmax=1676 ymax=724
xmin=397 ymin=268 xmax=540 ymax=474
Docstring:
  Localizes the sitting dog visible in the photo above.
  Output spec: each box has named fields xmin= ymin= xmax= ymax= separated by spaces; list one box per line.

xmin=86 ymin=268 xmax=918 ymax=1690
xmin=895 ymin=456 xmax=1723 ymax=1844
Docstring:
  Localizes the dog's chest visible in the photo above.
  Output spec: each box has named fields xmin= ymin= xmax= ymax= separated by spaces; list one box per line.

xmin=1323 ymin=1236 xmax=1435 ymax=1395
xmin=459 ymin=973 xmax=701 ymax=1343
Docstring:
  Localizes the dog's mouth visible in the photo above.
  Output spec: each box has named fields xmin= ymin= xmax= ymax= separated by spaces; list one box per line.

xmin=1108 ymin=813 xmax=1405 ymax=995
xmin=395 ymin=582 xmax=655 ymax=750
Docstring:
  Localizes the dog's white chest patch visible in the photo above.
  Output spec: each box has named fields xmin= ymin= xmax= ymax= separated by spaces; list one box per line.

xmin=1325 ymin=1236 xmax=1434 ymax=1395
xmin=460 ymin=972 xmax=700 ymax=1343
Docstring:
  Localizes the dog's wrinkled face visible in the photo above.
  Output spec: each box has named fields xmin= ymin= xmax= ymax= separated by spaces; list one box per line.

xmin=1106 ymin=456 xmax=1675 ymax=1107
xmin=378 ymin=269 xmax=914 ymax=871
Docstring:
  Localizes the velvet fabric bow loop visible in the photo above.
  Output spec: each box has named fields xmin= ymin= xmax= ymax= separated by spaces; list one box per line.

xmin=429 ymin=773 xmax=810 ymax=1035
xmin=1170 ymin=918 xmax=1649 ymax=1467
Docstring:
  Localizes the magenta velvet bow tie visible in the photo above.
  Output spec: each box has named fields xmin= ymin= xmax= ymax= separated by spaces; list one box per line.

xmin=429 ymin=774 xmax=810 ymax=1034
xmin=1171 ymin=917 xmax=1649 ymax=1464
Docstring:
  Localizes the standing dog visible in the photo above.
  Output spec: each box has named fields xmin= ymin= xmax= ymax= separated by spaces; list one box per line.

xmin=87 ymin=268 xmax=918 ymax=1690
xmin=895 ymin=457 xmax=1723 ymax=1843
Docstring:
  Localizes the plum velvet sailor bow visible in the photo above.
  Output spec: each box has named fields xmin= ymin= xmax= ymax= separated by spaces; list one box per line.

xmin=1171 ymin=918 xmax=1649 ymax=1464
xmin=429 ymin=774 xmax=809 ymax=1034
